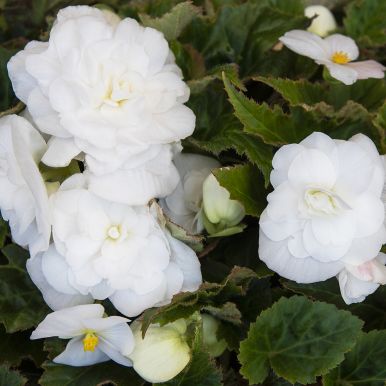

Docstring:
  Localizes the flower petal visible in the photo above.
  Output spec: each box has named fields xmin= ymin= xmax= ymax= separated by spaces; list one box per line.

xmin=279 ymin=30 xmax=328 ymax=61
xmin=324 ymin=62 xmax=358 ymax=85
xmin=54 ymin=336 xmax=109 ymax=366
xmin=288 ymin=149 xmax=336 ymax=189
xmin=259 ymin=230 xmax=343 ymax=283
xmin=31 ymin=304 xmax=104 ymax=340
xmin=345 ymin=60 xmax=385 ymax=80
xmin=324 ymin=34 xmax=359 ymax=61
xmin=109 ymin=281 xmax=167 ymax=317
xmin=98 ymin=339 xmax=133 ymax=366
xmin=42 ymin=137 xmax=81 ymax=167
xmin=27 ymin=254 xmax=93 ymax=311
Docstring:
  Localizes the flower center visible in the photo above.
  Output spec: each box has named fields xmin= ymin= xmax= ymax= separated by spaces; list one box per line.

xmin=83 ymin=332 xmax=99 ymax=352
xmin=331 ymin=51 xmax=350 ymax=64
xmin=304 ymin=188 xmax=341 ymax=215
xmin=103 ymin=78 xmax=133 ymax=107
xmin=107 ymin=225 xmax=121 ymax=240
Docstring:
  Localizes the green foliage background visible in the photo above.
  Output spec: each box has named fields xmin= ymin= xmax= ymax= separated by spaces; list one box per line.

xmin=0 ymin=0 xmax=385 ymax=385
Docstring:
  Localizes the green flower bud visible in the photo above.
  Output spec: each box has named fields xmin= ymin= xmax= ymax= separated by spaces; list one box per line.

xmin=202 ymin=174 xmax=245 ymax=235
xmin=202 ymin=314 xmax=227 ymax=357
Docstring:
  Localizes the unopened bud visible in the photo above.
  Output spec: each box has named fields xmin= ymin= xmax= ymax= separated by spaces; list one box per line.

xmin=202 ymin=174 xmax=245 ymax=234
xmin=305 ymin=5 xmax=337 ymax=37
xmin=202 ymin=314 xmax=227 ymax=357
xmin=129 ymin=319 xmax=191 ymax=383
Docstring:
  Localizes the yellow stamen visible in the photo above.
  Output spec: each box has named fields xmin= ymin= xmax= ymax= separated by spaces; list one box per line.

xmin=83 ymin=332 xmax=99 ymax=352
xmin=331 ymin=51 xmax=350 ymax=64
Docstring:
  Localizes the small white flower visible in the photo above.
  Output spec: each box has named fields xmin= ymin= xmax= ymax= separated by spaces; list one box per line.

xmin=31 ymin=304 xmax=134 ymax=367
xmin=27 ymin=174 xmax=202 ymax=316
xmin=202 ymin=314 xmax=227 ymax=357
xmin=338 ymin=253 xmax=386 ymax=304
xmin=0 ymin=114 xmax=50 ymax=257
xmin=160 ymin=153 xmax=220 ymax=234
xmin=279 ymin=30 xmax=385 ymax=85
xmin=202 ymin=173 xmax=245 ymax=233
xmin=7 ymin=5 xmax=195 ymax=186
xmin=129 ymin=319 xmax=190 ymax=383
xmin=305 ymin=5 xmax=337 ymax=37
xmin=259 ymin=132 xmax=386 ymax=285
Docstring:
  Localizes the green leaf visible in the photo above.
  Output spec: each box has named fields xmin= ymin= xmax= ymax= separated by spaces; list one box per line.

xmin=159 ymin=325 xmax=223 ymax=386
xmin=188 ymin=63 xmax=245 ymax=94
xmin=213 ymin=164 xmax=266 ymax=217
xmin=257 ymin=76 xmax=386 ymax=112
xmin=202 ymin=302 xmax=242 ymax=325
xmin=0 ymin=365 xmax=26 ymax=386
xmin=186 ymin=80 xmax=273 ymax=185
xmin=0 ymin=326 xmax=45 ymax=367
xmin=282 ymin=278 xmax=386 ymax=331
xmin=141 ymin=266 xmax=257 ymax=335
xmin=201 ymin=226 xmax=273 ymax=284
xmin=0 ymin=46 xmax=16 ymax=111
xmin=139 ymin=1 xmax=201 ymax=41
xmin=238 ymin=296 xmax=363 ymax=385
xmin=223 ymin=73 xmax=316 ymax=145
xmin=225 ymin=74 xmax=383 ymax=151
xmin=373 ymin=101 xmax=386 ymax=152
xmin=0 ymin=217 xmax=8 ymax=248
xmin=323 ymin=330 xmax=386 ymax=386
xmin=0 ymin=244 xmax=50 ymax=332
xmin=39 ymin=361 xmax=144 ymax=386
xmin=185 ymin=0 xmax=309 ymax=78
xmin=344 ymin=0 xmax=386 ymax=47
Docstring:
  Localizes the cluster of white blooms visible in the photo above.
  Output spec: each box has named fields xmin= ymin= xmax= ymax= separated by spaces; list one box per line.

xmin=4 ymin=5 xmax=203 ymax=315
xmin=2 ymin=2 xmax=386 ymax=381
xmin=259 ymin=132 xmax=386 ymax=304
xmin=0 ymin=5 xmax=208 ymax=380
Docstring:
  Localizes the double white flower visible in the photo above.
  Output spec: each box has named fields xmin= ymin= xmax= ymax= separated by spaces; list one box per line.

xmin=259 ymin=132 xmax=386 ymax=289
xmin=27 ymin=174 xmax=202 ymax=317
xmin=8 ymin=5 xmax=195 ymax=205
xmin=280 ymin=30 xmax=385 ymax=85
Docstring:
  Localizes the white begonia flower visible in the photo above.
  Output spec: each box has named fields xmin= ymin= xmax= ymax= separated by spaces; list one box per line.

xmin=305 ymin=5 xmax=337 ymax=37
xmin=159 ymin=153 xmax=220 ymax=234
xmin=279 ymin=30 xmax=385 ymax=85
xmin=0 ymin=114 xmax=50 ymax=257
xmin=31 ymin=304 xmax=134 ymax=367
xmin=202 ymin=173 xmax=245 ymax=229
xmin=202 ymin=314 xmax=227 ymax=357
xmin=129 ymin=319 xmax=190 ymax=383
xmin=259 ymin=132 xmax=386 ymax=284
xmin=28 ymin=173 xmax=202 ymax=316
xmin=338 ymin=253 xmax=386 ymax=304
xmin=7 ymin=6 xmax=194 ymax=186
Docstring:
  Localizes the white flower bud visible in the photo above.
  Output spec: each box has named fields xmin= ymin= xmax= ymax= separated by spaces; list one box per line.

xmin=129 ymin=319 xmax=191 ymax=383
xmin=202 ymin=174 xmax=245 ymax=231
xmin=202 ymin=314 xmax=227 ymax=357
xmin=305 ymin=5 xmax=337 ymax=37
